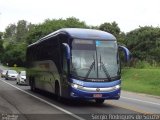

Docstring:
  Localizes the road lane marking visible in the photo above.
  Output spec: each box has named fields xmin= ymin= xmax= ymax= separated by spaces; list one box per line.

xmin=121 ymin=96 xmax=160 ymax=106
xmin=1 ymin=80 xmax=85 ymax=120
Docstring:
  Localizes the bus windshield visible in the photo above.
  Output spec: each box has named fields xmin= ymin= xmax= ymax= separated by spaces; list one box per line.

xmin=71 ymin=39 xmax=120 ymax=80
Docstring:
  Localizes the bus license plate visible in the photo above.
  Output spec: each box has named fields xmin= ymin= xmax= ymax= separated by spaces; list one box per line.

xmin=93 ymin=94 xmax=102 ymax=98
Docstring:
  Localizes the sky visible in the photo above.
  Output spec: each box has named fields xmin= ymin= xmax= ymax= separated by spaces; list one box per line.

xmin=0 ymin=0 xmax=160 ymax=33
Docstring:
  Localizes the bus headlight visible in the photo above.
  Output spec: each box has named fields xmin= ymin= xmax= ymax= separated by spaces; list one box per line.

xmin=114 ymin=85 xmax=121 ymax=90
xmin=71 ymin=83 xmax=83 ymax=89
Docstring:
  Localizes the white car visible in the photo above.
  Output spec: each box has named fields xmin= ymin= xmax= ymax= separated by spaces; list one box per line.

xmin=1 ymin=70 xmax=7 ymax=78
xmin=5 ymin=70 xmax=18 ymax=80
xmin=16 ymin=71 xmax=26 ymax=85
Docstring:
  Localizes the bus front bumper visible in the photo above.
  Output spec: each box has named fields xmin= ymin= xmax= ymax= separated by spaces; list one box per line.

xmin=69 ymin=84 xmax=121 ymax=100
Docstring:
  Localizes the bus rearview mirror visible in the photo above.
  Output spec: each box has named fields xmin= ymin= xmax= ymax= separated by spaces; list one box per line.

xmin=62 ymin=43 xmax=71 ymax=60
xmin=118 ymin=46 xmax=131 ymax=62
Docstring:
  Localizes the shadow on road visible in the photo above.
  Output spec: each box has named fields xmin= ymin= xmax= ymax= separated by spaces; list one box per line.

xmin=33 ymin=88 xmax=113 ymax=108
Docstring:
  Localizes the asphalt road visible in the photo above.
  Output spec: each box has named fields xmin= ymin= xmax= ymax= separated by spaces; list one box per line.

xmin=0 ymin=77 xmax=160 ymax=120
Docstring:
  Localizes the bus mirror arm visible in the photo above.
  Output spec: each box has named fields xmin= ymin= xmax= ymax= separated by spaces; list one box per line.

xmin=118 ymin=45 xmax=131 ymax=62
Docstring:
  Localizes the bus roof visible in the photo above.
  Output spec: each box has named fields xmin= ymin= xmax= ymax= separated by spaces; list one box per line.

xmin=46 ymin=28 xmax=116 ymax=40
xmin=29 ymin=28 xmax=116 ymax=47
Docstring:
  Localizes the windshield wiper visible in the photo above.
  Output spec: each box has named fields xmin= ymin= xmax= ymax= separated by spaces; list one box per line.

xmin=100 ymin=55 xmax=111 ymax=81
xmin=84 ymin=55 xmax=95 ymax=80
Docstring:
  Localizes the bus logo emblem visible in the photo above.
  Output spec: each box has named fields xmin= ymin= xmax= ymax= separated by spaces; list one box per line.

xmin=96 ymin=88 xmax=100 ymax=92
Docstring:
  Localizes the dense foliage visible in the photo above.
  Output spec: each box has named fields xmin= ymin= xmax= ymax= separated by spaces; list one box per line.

xmin=0 ymin=17 xmax=159 ymax=67
xmin=0 ymin=17 xmax=88 ymax=66
xmin=26 ymin=17 xmax=87 ymax=44
xmin=126 ymin=26 xmax=160 ymax=67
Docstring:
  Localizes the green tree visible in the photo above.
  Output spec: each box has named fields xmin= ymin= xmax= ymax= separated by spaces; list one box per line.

xmin=1 ymin=43 xmax=27 ymax=66
xmin=0 ymin=32 xmax=3 ymax=40
xmin=1 ymin=17 xmax=88 ymax=66
xmin=3 ymin=24 xmax=16 ymax=42
xmin=1 ymin=20 xmax=32 ymax=66
xmin=16 ymin=20 xmax=28 ymax=42
xmin=0 ymin=39 xmax=4 ymax=62
xmin=64 ymin=17 xmax=87 ymax=28
xmin=126 ymin=26 xmax=160 ymax=63
xmin=26 ymin=17 xmax=88 ymax=44
xmin=99 ymin=21 xmax=121 ymax=38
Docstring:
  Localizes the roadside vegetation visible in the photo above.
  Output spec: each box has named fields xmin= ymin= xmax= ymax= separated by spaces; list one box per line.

xmin=0 ymin=17 xmax=160 ymax=96
xmin=122 ymin=68 xmax=160 ymax=96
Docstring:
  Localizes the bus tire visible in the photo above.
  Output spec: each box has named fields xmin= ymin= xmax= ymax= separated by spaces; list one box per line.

xmin=95 ymin=99 xmax=105 ymax=104
xmin=55 ymin=81 xmax=61 ymax=100
xmin=30 ymin=78 xmax=36 ymax=92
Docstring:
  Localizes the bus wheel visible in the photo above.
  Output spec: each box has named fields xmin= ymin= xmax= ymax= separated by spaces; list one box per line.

xmin=30 ymin=78 xmax=36 ymax=92
xmin=55 ymin=82 xmax=61 ymax=100
xmin=95 ymin=99 xmax=105 ymax=104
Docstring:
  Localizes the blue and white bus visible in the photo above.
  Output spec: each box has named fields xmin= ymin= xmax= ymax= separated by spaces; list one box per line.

xmin=26 ymin=28 xmax=130 ymax=104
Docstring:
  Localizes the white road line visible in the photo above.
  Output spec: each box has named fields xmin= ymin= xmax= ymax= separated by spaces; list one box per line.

xmin=1 ymin=80 xmax=85 ymax=120
xmin=121 ymin=96 xmax=160 ymax=106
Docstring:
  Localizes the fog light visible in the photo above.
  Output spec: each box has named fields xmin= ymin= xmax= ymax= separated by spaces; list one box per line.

xmin=70 ymin=92 xmax=78 ymax=97
xmin=70 ymin=92 xmax=75 ymax=96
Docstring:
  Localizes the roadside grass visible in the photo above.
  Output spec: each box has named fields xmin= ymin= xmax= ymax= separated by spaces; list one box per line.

xmin=122 ymin=68 xmax=160 ymax=96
